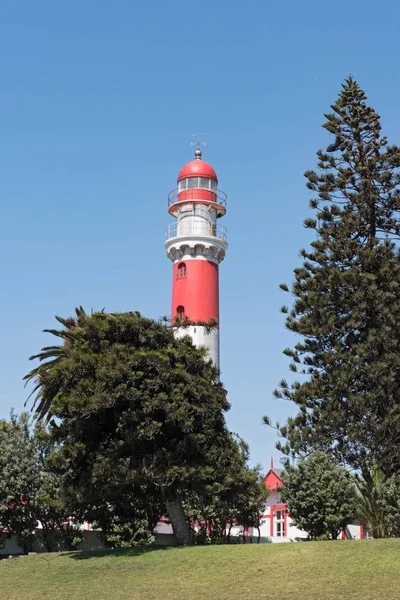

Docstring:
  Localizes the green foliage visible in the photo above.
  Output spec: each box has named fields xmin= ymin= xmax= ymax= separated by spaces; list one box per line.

xmin=85 ymin=489 xmax=161 ymax=549
xmin=0 ymin=413 xmax=81 ymax=553
xmin=381 ymin=474 xmax=400 ymax=537
xmin=355 ymin=467 xmax=400 ymax=538
xmin=98 ymin=515 xmax=155 ymax=548
xmin=32 ymin=423 xmax=83 ymax=551
xmin=171 ymin=315 xmax=219 ymax=332
xmin=0 ymin=413 xmax=37 ymax=551
xmin=183 ymin=436 xmax=268 ymax=544
xmin=268 ymin=77 xmax=400 ymax=478
xmin=280 ymin=453 xmax=358 ymax=540
xmin=25 ymin=309 xmax=238 ymax=546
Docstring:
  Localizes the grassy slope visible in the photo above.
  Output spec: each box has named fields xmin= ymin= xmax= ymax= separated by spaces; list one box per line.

xmin=1 ymin=540 xmax=400 ymax=600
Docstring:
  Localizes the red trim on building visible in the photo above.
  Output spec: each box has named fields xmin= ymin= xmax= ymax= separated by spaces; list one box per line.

xmin=177 ymin=189 xmax=217 ymax=203
xmin=360 ymin=524 xmax=364 ymax=540
xmin=270 ymin=504 xmax=287 ymax=537
xmin=341 ymin=529 xmax=346 ymax=540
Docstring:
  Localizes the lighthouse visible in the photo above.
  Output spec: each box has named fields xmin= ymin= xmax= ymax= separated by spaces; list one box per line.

xmin=165 ymin=144 xmax=228 ymax=371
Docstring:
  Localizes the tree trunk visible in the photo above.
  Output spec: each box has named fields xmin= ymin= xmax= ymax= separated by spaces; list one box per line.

xmin=161 ymin=486 xmax=192 ymax=546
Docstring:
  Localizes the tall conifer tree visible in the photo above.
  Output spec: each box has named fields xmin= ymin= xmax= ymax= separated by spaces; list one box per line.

xmin=267 ymin=77 xmax=400 ymax=479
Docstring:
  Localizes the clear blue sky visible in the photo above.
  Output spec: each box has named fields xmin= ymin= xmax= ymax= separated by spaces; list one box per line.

xmin=1 ymin=0 xmax=399 ymax=472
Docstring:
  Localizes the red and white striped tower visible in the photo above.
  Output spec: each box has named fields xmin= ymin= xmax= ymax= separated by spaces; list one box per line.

xmin=165 ymin=143 xmax=228 ymax=371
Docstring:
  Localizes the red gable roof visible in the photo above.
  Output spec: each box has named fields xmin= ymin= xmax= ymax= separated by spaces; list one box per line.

xmin=264 ymin=468 xmax=284 ymax=492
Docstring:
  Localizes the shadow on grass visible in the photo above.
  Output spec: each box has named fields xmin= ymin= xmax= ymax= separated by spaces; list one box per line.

xmin=63 ymin=545 xmax=173 ymax=561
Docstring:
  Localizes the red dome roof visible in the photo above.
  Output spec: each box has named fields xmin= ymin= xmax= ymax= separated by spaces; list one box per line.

xmin=177 ymin=159 xmax=218 ymax=183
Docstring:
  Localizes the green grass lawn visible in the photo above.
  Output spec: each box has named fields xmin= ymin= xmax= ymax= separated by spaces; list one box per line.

xmin=1 ymin=539 xmax=399 ymax=600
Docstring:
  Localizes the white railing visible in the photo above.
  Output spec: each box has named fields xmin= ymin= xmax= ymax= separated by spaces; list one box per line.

xmin=166 ymin=222 xmax=228 ymax=242
xmin=168 ymin=187 xmax=227 ymax=208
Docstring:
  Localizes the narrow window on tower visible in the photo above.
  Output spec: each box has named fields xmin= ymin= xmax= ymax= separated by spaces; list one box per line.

xmin=176 ymin=305 xmax=185 ymax=318
xmin=178 ymin=262 xmax=186 ymax=277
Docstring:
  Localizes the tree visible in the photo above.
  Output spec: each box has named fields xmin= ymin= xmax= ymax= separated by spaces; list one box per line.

xmin=355 ymin=467 xmax=400 ymax=538
xmin=64 ymin=479 xmax=163 ymax=549
xmin=32 ymin=423 xmax=83 ymax=552
xmin=88 ymin=493 xmax=160 ymax=548
xmin=183 ymin=437 xmax=268 ymax=544
xmin=0 ymin=413 xmax=38 ymax=552
xmin=0 ymin=413 xmax=81 ymax=553
xmin=380 ymin=474 xmax=400 ymax=537
xmin=25 ymin=309 xmax=232 ymax=546
xmin=267 ymin=77 xmax=400 ymax=479
xmin=280 ymin=453 xmax=357 ymax=540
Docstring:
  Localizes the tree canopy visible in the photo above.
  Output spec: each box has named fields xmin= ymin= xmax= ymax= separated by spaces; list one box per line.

xmin=279 ymin=453 xmax=357 ymax=540
xmin=0 ymin=412 xmax=81 ymax=552
xmin=267 ymin=77 xmax=400 ymax=479
xmin=25 ymin=309 xmax=261 ymax=546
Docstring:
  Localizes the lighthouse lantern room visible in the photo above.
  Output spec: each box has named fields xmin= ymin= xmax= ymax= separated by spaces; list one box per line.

xmin=165 ymin=145 xmax=228 ymax=371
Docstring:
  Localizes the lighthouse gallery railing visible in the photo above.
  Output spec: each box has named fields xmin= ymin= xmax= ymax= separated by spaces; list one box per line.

xmin=168 ymin=187 xmax=227 ymax=208
xmin=166 ymin=222 xmax=228 ymax=242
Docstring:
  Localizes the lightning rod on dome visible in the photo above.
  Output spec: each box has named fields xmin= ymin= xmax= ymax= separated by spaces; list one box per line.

xmin=191 ymin=133 xmax=206 ymax=159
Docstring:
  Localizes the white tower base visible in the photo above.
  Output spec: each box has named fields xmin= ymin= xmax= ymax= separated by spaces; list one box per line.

xmin=175 ymin=326 xmax=220 ymax=372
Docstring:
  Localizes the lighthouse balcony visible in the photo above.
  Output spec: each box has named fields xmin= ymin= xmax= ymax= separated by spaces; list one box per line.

xmin=168 ymin=187 xmax=227 ymax=217
xmin=166 ymin=222 xmax=228 ymax=243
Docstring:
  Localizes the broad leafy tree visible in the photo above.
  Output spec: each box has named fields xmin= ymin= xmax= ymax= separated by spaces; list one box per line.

xmin=0 ymin=413 xmax=38 ymax=552
xmin=0 ymin=413 xmax=80 ymax=553
xmin=25 ymin=309 xmax=234 ymax=546
xmin=267 ymin=77 xmax=400 ymax=479
xmin=280 ymin=453 xmax=357 ymax=540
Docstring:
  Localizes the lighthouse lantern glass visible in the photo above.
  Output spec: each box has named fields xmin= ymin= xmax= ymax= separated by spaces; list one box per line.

xmin=178 ymin=177 xmax=217 ymax=192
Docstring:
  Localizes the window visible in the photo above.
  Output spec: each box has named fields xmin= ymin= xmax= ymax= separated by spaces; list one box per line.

xmin=199 ymin=177 xmax=211 ymax=189
xmin=187 ymin=177 xmax=198 ymax=189
xmin=178 ymin=263 xmax=186 ymax=277
xmin=176 ymin=305 xmax=185 ymax=318
xmin=178 ymin=179 xmax=187 ymax=192
xmin=178 ymin=177 xmax=217 ymax=192
xmin=275 ymin=510 xmax=285 ymax=537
